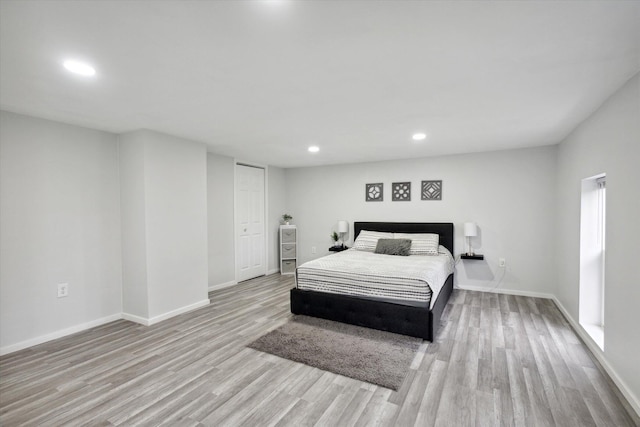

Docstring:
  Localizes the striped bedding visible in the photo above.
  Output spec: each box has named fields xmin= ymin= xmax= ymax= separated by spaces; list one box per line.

xmin=295 ymin=248 xmax=454 ymax=308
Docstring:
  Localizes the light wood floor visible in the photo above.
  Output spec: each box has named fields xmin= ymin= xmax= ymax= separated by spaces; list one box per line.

xmin=1 ymin=274 xmax=638 ymax=426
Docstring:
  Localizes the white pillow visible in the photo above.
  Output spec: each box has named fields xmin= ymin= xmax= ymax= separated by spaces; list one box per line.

xmin=352 ymin=230 xmax=394 ymax=252
xmin=393 ymin=232 xmax=439 ymax=255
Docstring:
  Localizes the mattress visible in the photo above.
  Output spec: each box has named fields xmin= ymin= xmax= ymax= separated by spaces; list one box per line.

xmin=295 ymin=247 xmax=454 ymax=308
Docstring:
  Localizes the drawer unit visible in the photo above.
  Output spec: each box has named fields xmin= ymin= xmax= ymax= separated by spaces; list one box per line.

xmin=281 ymin=243 xmax=296 ymax=259
xmin=281 ymin=228 xmax=296 ymax=244
xmin=279 ymin=225 xmax=297 ymax=275
xmin=281 ymin=259 xmax=297 ymax=275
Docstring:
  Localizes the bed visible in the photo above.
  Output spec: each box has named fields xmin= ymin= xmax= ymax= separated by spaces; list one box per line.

xmin=290 ymin=222 xmax=454 ymax=340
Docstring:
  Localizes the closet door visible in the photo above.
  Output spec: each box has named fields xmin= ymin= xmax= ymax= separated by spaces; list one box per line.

xmin=235 ymin=164 xmax=265 ymax=282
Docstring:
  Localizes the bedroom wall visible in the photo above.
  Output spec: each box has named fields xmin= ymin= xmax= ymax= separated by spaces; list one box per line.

xmin=142 ymin=131 xmax=209 ymax=318
xmin=207 ymin=153 xmax=235 ymax=288
xmin=119 ymin=132 xmax=149 ymax=318
xmin=556 ymin=72 xmax=640 ymax=410
xmin=284 ymin=145 xmax=558 ymax=296
xmin=0 ymin=111 xmax=123 ymax=353
xmin=268 ymin=166 xmax=286 ymax=274
xmin=120 ymin=130 xmax=209 ymax=322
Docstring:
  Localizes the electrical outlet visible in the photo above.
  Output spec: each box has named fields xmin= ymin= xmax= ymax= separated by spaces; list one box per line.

xmin=311 ymin=246 xmax=317 ymax=254
xmin=499 ymin=258 xmax=506 ymax=268
xmin=57 ymin=283 xmax=68 ymax=298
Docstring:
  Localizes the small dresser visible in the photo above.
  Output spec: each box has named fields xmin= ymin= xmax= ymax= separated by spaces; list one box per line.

xmin=279 ymin=225 xmax=297 ymax=275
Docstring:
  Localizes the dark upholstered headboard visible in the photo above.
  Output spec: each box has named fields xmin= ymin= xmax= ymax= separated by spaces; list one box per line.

xmin=354 ymin=222 xmax=454 ymax=255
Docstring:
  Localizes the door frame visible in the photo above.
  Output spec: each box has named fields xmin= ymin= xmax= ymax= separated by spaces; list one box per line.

xmin=233 ymin=160 xmax=269 ymax=282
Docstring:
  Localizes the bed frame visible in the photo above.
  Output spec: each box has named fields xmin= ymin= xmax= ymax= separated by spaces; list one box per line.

xmin=290 ymin=222 xmax=454 ymax=341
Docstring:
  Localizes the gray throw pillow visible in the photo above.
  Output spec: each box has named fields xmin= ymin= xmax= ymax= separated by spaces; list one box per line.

xmin=374 ymin=239 xmax=412 ymax=256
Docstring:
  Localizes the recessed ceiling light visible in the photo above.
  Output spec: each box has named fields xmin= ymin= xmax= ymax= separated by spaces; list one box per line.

xmin=308 ymin=146 xmax=320 ymax=153
xmin=412 ymin=133 xmax=427 ymax=141
xmin=63 ymin=60 xmax=96 ymax=76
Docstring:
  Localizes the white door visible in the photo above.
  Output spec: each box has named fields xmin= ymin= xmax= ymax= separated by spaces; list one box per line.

xmin=235 ymin=164 xmax=266 ymax=282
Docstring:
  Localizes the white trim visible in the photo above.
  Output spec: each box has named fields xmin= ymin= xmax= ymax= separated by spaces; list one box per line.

xmin=147 ymin=299 xmax=210 ymax=325
xmin=208 ymin=280 xmax=237 ymax=291
xmin=2 ymin=300 xmax=212 ymax=354
xmin=234 ymin=160 xmax=238 ymax=282
xmin=121 ymin=312 xmax=151 ymax=326
xmin=124 ymin=299 xmax=211 ymax=326
xmin=455 ymin=284 xmax=555 ymax=300
xmin=552 ymin=297 xmax=640 ymax=416
xmin=581 ymin=322 xmax=604 ymax=350
xmin=267 ymin=268 xmax=280 ymax=275
xmin=265 ymin=165 xmax=271 ymax=283
xmin=0 ymin=313 xmax=121 ymax=356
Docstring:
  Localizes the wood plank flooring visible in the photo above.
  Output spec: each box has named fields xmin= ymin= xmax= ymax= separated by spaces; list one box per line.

xmin=1 ymin=274 xmax=638 ymax=426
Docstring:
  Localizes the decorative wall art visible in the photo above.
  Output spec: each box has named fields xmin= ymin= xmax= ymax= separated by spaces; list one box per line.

xmin=366 ymin=183 xmax=383 ymax=202
xmin=421 ymin=180 xmax=442 ymax=200
xmin=392 ymin=182 xmax=411 ymax=201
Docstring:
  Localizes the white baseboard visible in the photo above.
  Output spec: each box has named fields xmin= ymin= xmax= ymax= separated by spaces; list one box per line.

xmin=552 ymin=297 xmax=640 ymax=417
xmin=455 ymin=284 xmax=555 ymax=300
xmin=147 ymin=298 xmax=210 ymax=325
xmin=2 ymin=300 xmax=213 ymax=355
xmin=123 ymin=299 xmax=211 ymax=326
xmin=0 ymin=313 xmax=122 ymax=356
xmin=121 ymin=312 xmax=150 ymax=326
xmin=208 ymin=280 xmax=237 ymax=292
xmin=209 ymin=270 xmax=279 ymax=291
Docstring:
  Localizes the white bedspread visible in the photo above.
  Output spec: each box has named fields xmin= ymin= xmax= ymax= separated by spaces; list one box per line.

xmin=295 ymin=248 xmax=454 ymax=308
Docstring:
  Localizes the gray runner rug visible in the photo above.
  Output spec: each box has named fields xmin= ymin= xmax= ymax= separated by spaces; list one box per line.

xmin=248 ymin=315 xmax=423 ymax=390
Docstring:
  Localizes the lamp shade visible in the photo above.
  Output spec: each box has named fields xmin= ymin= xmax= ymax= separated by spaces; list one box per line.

xmin=464 ymin=222 xmax=478 ymax=237
xmin=337 ymin=220 xmax=349 ymax=233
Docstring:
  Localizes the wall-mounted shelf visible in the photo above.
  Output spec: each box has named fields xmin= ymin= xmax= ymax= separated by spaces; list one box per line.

xmin=461 ymin=254 xmax=484 ymax=260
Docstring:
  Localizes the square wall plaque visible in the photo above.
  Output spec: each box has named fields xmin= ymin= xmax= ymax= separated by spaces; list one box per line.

xmin=392 ymin=182 xmax=411 ymax=201
xmin=421 ymin=180 xmax=442 ymax=200
xmin=366 ymin=183 xmax=383 ymax=201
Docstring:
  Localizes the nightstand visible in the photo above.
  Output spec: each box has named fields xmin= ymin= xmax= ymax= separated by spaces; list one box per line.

xmin=461 ymin=254 xmax=484 ymax=260
xmin=329 ymin=246 xmax=348 ymax=253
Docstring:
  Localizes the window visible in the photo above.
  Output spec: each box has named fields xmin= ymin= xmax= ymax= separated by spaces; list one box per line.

xmin=579 ymin=174 xmax=606 ymax=350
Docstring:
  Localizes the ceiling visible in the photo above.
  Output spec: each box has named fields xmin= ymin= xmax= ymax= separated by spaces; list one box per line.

xmin=1 ymin=1 xmax=639 ymax=168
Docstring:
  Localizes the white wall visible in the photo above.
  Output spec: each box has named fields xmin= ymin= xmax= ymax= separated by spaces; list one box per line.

xmin=143 ymin=131 xmax=209 ymax=318
xmin=119 ymin=130 xmax=209 ymax=322
xmin=556 ymin=73 xmax=640 ymax=409
xmin=285 ymin=146 xmax=558 ymax=295
xmin=207 ymin=153 xmax=235 ymax=287
xmin=0 ymin=111 xmax=122 ymax=351
xmin=119 ymin=132 xmax=148 ymax=318
xmin=268 ymin=166 xmax=286 ymax=274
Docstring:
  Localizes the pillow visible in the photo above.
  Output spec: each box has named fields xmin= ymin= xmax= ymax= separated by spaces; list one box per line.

xmin=374 ymin=239 xmax=412 ymax=256
xmin=394 ymin=233 xmax=439 ymax=255
xmin=352 ymin=230 xmax=393 ymax=252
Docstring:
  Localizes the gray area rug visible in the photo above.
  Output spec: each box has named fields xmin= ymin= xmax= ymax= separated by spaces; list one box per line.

xmin=248 ymin=315 xmax=423 ymax=390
